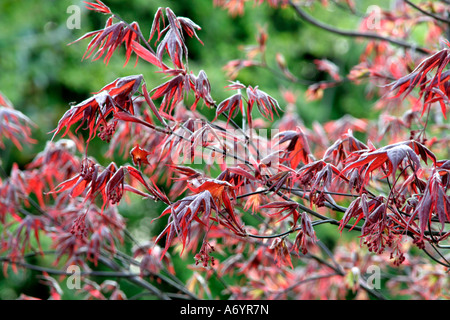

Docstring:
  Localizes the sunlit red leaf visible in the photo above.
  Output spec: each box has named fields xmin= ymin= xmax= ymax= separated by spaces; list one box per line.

xmin=342 ymin=141 xmax=423 ymax=182
xmin=246 ymin=85 xmax=282 ymax=128
xmin=0 ymin=106 xmax=36 ymax=150
xmin=131 ymin=40 xmax=165 ymax=69
xmin=130 ymin=144 xmax=152 ymax=167
xmin=84 ymin=0 xmax=111 ymax=14
xmin=190 ymin=70 xmax=214 ymax=110
xmin=270 ymin=237 xmax=293 ymax=269
xmin=151 ymin=74 xmax=190 ymax=114
xmin=214 ymin=93 xmax=244 ymax=123
xmin=274 ymin=127 xmax=311 ymax=168
xmin=387 ymin=46 xmax=450 ymax=118
xmin=410 ymin=172 xmax=450 ymax=237
xmin=260 ymin=201 xmax=300 ymax=225
xmin=155 ymin=190 xmax=219 ymax=256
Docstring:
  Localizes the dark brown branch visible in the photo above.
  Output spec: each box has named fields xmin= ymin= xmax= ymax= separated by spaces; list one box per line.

xmin=404 ymin=0 xmax=450 ymax=24
xmin=246 ymin=219 xmax=334 ymax=239
xmin=0 ymin=252 xmax=172 ymax=300
xmin=0 ymin=257 xmax=138 ymax=278
xmin=271 ymin=187 xmax=362 ymax=232
xmin=272 ymin=272 xmax=341 ymax=299
xmin=288 ymin=0 xmax=429 ymax=55
xmin=307 ymin=253 xmax=388 ymax=300
xmin=96 ymin=255 xmax=171 ymax=300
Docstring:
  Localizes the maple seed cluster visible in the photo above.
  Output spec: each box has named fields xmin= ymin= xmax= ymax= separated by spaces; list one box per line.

xmin=80 ymin=158 xmax=96 ymax=182
xmin=194 ymin=242 xmax=216 ymax=267
xmin=70 ymin=213 xmax=88 ymax=239
xmin=98 ymin=121 xmax=117 ymax=143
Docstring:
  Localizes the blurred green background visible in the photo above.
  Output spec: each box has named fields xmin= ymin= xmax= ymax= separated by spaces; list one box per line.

xmin=0 ymin=0 xmax=412 ymax=299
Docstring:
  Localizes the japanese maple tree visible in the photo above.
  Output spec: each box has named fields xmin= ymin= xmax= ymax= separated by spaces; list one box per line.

xmin=0 ymin=0 xmax=449 ymax=300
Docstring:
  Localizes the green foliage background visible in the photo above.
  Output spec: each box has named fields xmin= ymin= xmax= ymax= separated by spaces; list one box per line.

xmin=0 ymin=0 xmax=417 ymax=300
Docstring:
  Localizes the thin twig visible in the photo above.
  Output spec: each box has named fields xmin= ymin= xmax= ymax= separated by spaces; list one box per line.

xmin=246 ymin=219 xmax=334 ymax=239
xmin=288 ymin=0 xmax=429 ymax=55
xmin=307 ymin=253 xmax=388 ymax=300
xmin=404 ymin=0 xmax=450 ymax=24
xmin=272 ymin=272 xmax=341 ymax=299
xmin=97 ymin=255 xmax=171 ymax=300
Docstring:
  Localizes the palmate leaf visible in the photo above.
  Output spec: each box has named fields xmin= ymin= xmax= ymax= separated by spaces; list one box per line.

xmin=133 ymin=242 xmax=175 ymax=276
xmin=323 ymin=129 xmax=367 ymax=164
xmin=214 ymin=93 xmax=243 ymax=123
xmin=387 ymin=45 xmax=450 ymax=118
xmin=125 ymin=165 xmax=170 ymax=204
xmin=149 ymin=7 xmax=165 ymax=43
xmin=151 ymin=73 xmax=190 ymax=115
xmin=157 ymin=11 xmax=185 ymax=69
xmin=178 ymin=17 xmax=203 ymax=44
xmin=51 ymin=160 xmax=169 ymax=213
xmin=217 ymin=166 xmax=256 ymax=187
xmin=274 ymin=127 xmax=311 ymax=169
xmin=0 ymin=106 xmax=36 ymax=150
xmin=155 ymin=190 xmax=219 ymax=257
xmin=410 ymin=172 xmax=450 ymax=237
xmin=156 ymin=30 xmax=183 ymax=69
xmin=71 ymin=18 xmax=126 ymax=65
xmin=342 ymin=140 xmax=433 ymax=184
xmin=188 ymin=179 xmax=236 ymax=215
xmin=294 ymin=159 xmax=342 ymax=191
xmin=266 ymin=170 xmax=294 ymax=194
xmin=150 ymin=7 xmax=203 ymax=69
xmin=155 ymin=179 xmax=250 ymax=256
xmin=0 ymin=91 xmax=36 ymax=150
xmin=52 ymin=75 xmax=143 ymax=144
xmin=154 ymin=177 xmax=248 ymax=257
xmin=167 ymin=164 xmax=204 ymax=182
xmin=190 ymin=70 xmax=215 ymax=110
xmin=246 ymin=85 xmax=282 ymax=129
xmin=51 ymin=93 xmax=109 ymax=143
xmin=270 ymin=237 xmax=293 ymax=269
xmin=72 ymin=2 xmax=156 ymax=68
xmin=96 ymin=75 xmax=143 ymax=100
xmin=13 ymin=216 xmax=45 ymax=255
xmin=84 ymin=0 xmax=111 ymax=14
xmin=76 ymin=4 xmax=193 ymax=70
xmin=339 ymin=194 xmax=383 ymax=231
xmin=50 ymin=158 xmax=99 ymax=198
xmin=292 ymin=212 xmax=317 ymax=255
xmin=260 ymin=201 xmax=300 ymax=225
xmin=130 ymin=144 xmax=152 ymax=167
xmin=87 ymin=225 xmax=117 ymax=266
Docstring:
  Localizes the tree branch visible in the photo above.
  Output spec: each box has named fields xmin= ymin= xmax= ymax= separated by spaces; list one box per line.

xmin=246 ymin=219 xmax=334 ymax=239
xmin=288 ymin=0 xmax=429 ymax=55
xmin=404 ymin=0 xmax=450 ymax=24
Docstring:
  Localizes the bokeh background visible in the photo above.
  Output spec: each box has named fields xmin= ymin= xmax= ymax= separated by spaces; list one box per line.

xmin=0 ymin=0 xmax=413 ymax=299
